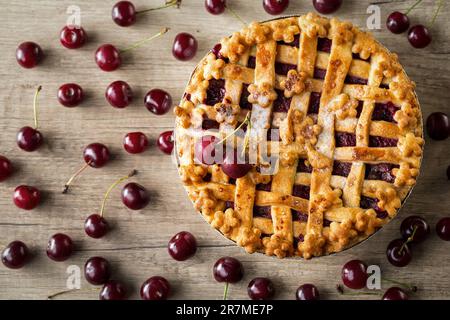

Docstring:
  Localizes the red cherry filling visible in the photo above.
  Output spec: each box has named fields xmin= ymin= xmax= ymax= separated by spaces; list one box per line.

xmin=332 ymin=161 xmax=352 ymax=177
xmin=317 ymin=37 xmax=332 ymax=52
xmin=296 ymin=159 xmax=312 ymax=173
xmin=313 ymin=68 xmax=326 ymax=80
xmin=202 ymin=119 xmax=220 ymax=130
xmin=360 ymin=196 xmax=388 ymax=219
xmin=275 ymin=62 xmax=297 ymax=76
xmin=256 ymin=181 xmax=272 ymax=191
xmin=335 ymin=132 xmax=356 ymax=147
xmin=292 ymin=184 xmax=310 ymax=200
xmin=344 ymin=75 xmax=368 ymax=85
xmin=247 ymin=56 xmax=256 ymax=68
xmin=372 ymin=102 xmax=399 ymax=122
xmin=253 ymin=206 xmax=271 ymax=219
xmin=365 ymin=163 xmax=398 ymax=183
xmin=369 ymin=136 xmax=398 ymax=147
xmin=277 ymin=34 xmax=300 ymax=47
xmin=292 ymin=210 xmax=308 ymax=222
xmin=239 ymin=84 xmax=252 ymax=110
xmin=211 ymin=43 xmax=227 ymax=61
xmin=272 ymin=89 xmax=291 ymax=112
xmin=205 ymin=79 xmax=226 ymax=106
xmin=307 ymin=92 xmax=321 ymax=114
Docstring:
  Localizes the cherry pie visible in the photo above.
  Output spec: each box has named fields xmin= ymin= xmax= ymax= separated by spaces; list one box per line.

xmin=174 ymin=13 xmax=424 ymax=259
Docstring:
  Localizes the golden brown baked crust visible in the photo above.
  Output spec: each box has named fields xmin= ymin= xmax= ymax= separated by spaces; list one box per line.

xmin=174 ymin=13 xmax=424 ymax=259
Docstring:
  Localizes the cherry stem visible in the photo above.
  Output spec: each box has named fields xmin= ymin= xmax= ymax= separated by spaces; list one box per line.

xmin=431 ymin=0 xmax=444 ymax=26
xmin=405 ymin=0 xmax=423 ymax=15
xmin=100 ymin=170 xmax=137 ymax=217
xmin=47 ymin=288 xmax=98 ymax=299
xmin=382 ymin=277 xmax=417 ymax=292
xmin=225 ymin=5 xmax=247 ymax=26
xmin=33 ymin=86 xmax=42 ymax=130
xmin=223 ymin=282 xmax=229 ymax=300
xmin=399 ymin=225 xmax=417 ymax=254
xmin=136 ymin=0 xmax=181 ymax=14
xmin=336 ymin=285 xmax=378 ymax=296
xmin=62 ymin=161 xmax=91 ymax=194
xmin=217 ymin=111 xmax=251 ymax=144
xmin=120 ymin=28 xmax=170 ymax=53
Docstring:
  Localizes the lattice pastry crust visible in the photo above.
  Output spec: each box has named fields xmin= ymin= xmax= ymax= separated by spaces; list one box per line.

xmin=174 ymin=14 xmax=423 ymax=259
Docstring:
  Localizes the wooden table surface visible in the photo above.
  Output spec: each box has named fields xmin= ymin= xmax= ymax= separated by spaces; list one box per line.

xmin=0 ymin=0 xmax=449 ymax=300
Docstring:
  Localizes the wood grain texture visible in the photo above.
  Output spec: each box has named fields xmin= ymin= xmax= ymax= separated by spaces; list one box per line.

xmin=0 ymin=0 xmax=449 ymax=300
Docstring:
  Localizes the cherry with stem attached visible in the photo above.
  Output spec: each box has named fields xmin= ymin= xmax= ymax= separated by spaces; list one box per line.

xmin=386 ymin=0 xmax=423 ymax=34
xmin=95 ymin=28 xmax=169 ymax=71
xmin=408 ymin=0 xmax=443 ymax=49
xmin=204 ymin=0 xmax=247 ymax=25
xmin=17 ymin=86 xmax=43 ymax=152
xmin=84 ymin=170 xmax=137 ymax=239
xmin=112 ymin=0 xmax=181 ymax=27
xmin=213 ymin=257 xmax=244 ymax=300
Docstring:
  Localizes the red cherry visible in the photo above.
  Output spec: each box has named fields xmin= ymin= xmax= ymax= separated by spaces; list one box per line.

xmin=341 ymin=259 xmax=368 ymax=289
xmin=13 ymin=185 xmax=40 ymax=210
xmin=100 ymin=280 xmax=127 ymax=300
xmin=436 ymin=217 xmax=450 ymax=241
xmin=247 ymin=277 xmax=275 ymax=300
xmin=144 ymin=89 xmax=172 ymax=115
xmin=112 ymin=1 xmax=136 ymax=27
xmin=205 ymin=0 xmax=226 ymax=15
xmin=157 ymin=130 xmax=174 ymax=155
xmin=0 ymin=155 xmax=13 ymax=182
xmin=426 ymin=112 xmax=449 ymax=140
xmin=121 ymin=182 xmax=150 ymax=210
xmin=221 ymin=150 xmax=252 ymax=179
xmin=408 ymin=25 xmax=432 ymax=49
xmin=60 ymin=25 xmax=87 ymax=49
xmin=386 ymin=12 xmax=410 ymax=34
xmin=95 ymin=44 xmax=121 ymax=71
xmin=386 ymin=239 xmax=412 ymax=267
xmin=57 ymin=83 xmax=83 ymax=107
xmin=382 ymin=287 xmax=409 ymax=300
xmin=1 ymin=241 xmax=29 ymax=269
xmin=263 ymin=0 xmax=289 ymax=15
xmin=213 ymin=256 xmax=244 ymax=283
xmin=16 ymin=42 xmax=43 ymax=69
xmin=140 ymin=276 xmax=171 ymax=300
xmin=17 ymin=126 xmax=43 ymax=152
xmin=168 ymin=231 xmax=197 ymax=261
xmin=85 ymin=214 xmax=109 ymax=239
xmin=296 ymin=284 xmax=320 ymax=300
xmin=105 ymin=81 xmax=133 ymax=108
xmin=312 ymin=0 xmax=342 ymax=14
xmin=84 ymin=256 xmax=111 ymax=285
xmin=46 ymin=233 xmax=73 ymax=262
xmin=83 ymin=143 xmax=110 ymax=168
xmin=172 ymin=33 xmax=198 ymax=61
xmin=123 ymin=132 xmax=148 ymax=154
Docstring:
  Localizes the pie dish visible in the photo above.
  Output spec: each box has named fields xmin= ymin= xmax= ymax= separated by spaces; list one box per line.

xmin=174 ymin=13 xmax=424 ymax=259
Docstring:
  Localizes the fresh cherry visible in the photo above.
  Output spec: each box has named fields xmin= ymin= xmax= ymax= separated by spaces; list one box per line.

xmin=13 ymin=185 xmax=40 ymax=210
xmin=106 ymin=81 xmax=133 ymax=108
xmin=205 ymin=0 xmax=226 ymax=15
xmin=213 ymin=257 xmax=243 ymax=283
xmin=408 ymin=25 xmax=432 ymax=49
xmin=16 ymin=42 xmax=43 ymax=68
xmin=112 ymin=0 xmax=181 ymax=27
xmin=0 ymin=155 xmax=13 ymax=182
xmin=121 ymin=182 xmax=150 ymax=210
xmin=144 ymin=89 xmax=172 ymax=115
xmin=263 ymin=0 xmax=289 ymax=15
xmin=46 ymin=233 xmax=73 ymax=262
xmin=247 ymin=277 xmax=275 ymax=300
xmin=386 ymin=12 xmax=410 ymax=34
xmin=84 ymin=256 xmax=111 ymax=285
xmin=95 ymin=44 xmax=121 ymax=71
xmin=140 ymin=276 xmax=171 ymax=300
xmin=157 ymin=130 xmax=174 ymax=155
xmin=312 ymin=0 xmax=342 ymax=14
xmin=100 ymin=280 xmax=127 ymax=300
xmin=85 ymin=214 xmax=109 ymax=239
xmin=436 ymin=217 xmax=450 ymax=241
xmin=123 ymin=132 xmax=148 ymax=154
xmin=172 ymin=33 xmax=198 ymax=61
xmin=386 ymin=239 xmax=412 ymax=267
xmin=194 ymin=135 xmax=220 ymax=165
xmin=60 ymin=25 xmax=87 ymax=49
xmin=382 ymin=287 xmax=409 ymax=300
xmin=84 ymin=143 xmax=110 ymax=168
xmin=1 ymin=241 xmax=29 ymax=269
xmin=168 ymin=231 xmax=197 ymax=261
xmin=400 ymin=216 xmax=430 ymax=244
xmin=426 ymin=112 xmax=449 ymax=140
xmin=17 ymin=86 xmax=43 ymax=152
xmin=221 ymin=150 xmax=252 ymax=179
xmin=341 ymin=259 xmax=368 ymax=289
xmin=296 ymin=284 xmax=320 ymax=300
xmin=57 ymin=83 xmax=83 ymax=107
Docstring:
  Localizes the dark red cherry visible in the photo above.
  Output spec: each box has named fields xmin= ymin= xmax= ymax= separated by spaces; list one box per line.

xmin=46 ymin=233 xmax=73 ymax=262
xmin=221 ymin=150 xmax=252 ymax=179
xmin=0 ymin=155 xmax=13 ymax=182
xmin=205 ymin=0 xmax=226 ymax=15
xmin=140 ymin=276 xmax=171 ymax=300
xmin=84 ymin=214 xmax=109 ymax=239
xmin=426 ymin=112 xmax=449 ymax=140
xmin=123 ymin=132 xmax=148 ymax=154
xmin=382 ymin=287 xmax=409 ymax=300
xmin=400 ymin=216 xmax=430 ymax=244
xmin=83 ymin=143 xmax=110 ymax=168
xmin=211 ymin=43 xmax=225 ymax=59
xmin=1 ymin=241 xmax=29 ymax=269
xmin=168 ymin=231 xmax=197 ymax=261
xmin=386 ymin=239 xmax=412 ymax=267
xmin=194 ymin=135 xmax=220 ymax=165
xmin=95 ymin=44 xmax=121 ymax=71
xmin=447 ymin=165 xmax=450 ymax=180
xmin=105 ymin=81 xmax=133 ymax=108
xmin=342 ymin=259 xmax=368 ymax=289
xmin=112 ymin=1 xmax=136 ymax=27
xmin=157 ymin=130 xmax=174 ymax=155
xmin=296 ymin=284 xmax=320 ymax=300
xmin=84 ymin=256 xmax=111 ymax=285
xmin=121 ymin=182 xmax=150 ymax=210
xmin=172 ymin=33 xmax=198 ymax=61
xmin=17 ymin=126 xmax=43 ymax=152
xmin=60 ymin=25 xmax=87 ymax=49
xmin=57 ymin=83 xmax=83 ymax=107
xmin=436 ymin=217 xmax=450 ymax=241
xmin=263 ymin=0 xmax=289 ymax=15
xmin=13 ymin=185 xmax=40 ymax=210
xmin=247 ymin=277 xmax=275 ymax=300
xmin=144 ymin=89 xmax=172 ymax=115
xmin=408 ymin=25 xmax=432 ymax=49
xmin=213 ymin=257 xmax=243 ymax=283
xmin=386 ymin=12 xmax=410 ymax=34
xmin=16 ymin=42 xmax=43 ymax=68
xmin=100 ymin=280 xmax=127 ymax=300
xmin=312 ymin=0 xmax=342 ymax=14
